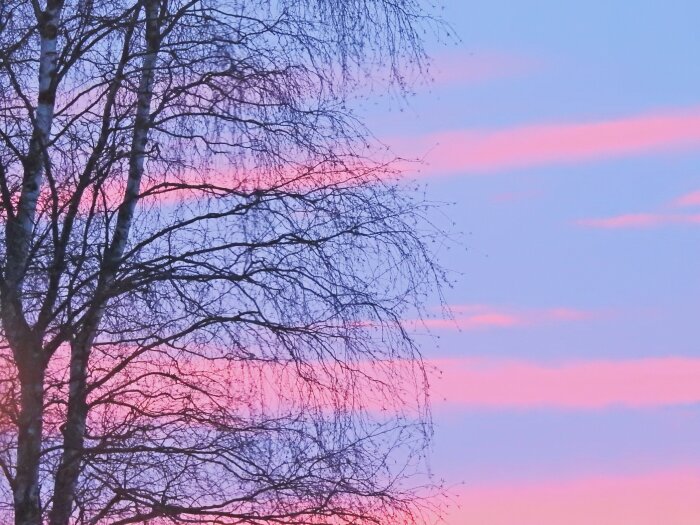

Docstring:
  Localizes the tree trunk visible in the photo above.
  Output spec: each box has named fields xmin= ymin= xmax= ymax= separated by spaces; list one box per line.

xmin=47 ymin=1 xmax=162 ymax=522
xmin=6 ymin=0 xmax=63 ymax=286
xmin=46 ymin=343 xmax=89 ymax=525
xmin=13 ymin=349 xmax=46 ymax=525
xmin=6 ymin=3 xmax=64 ymax=523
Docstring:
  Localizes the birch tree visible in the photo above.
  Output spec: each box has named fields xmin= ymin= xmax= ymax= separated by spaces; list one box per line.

xmin=0 ymin=1 xmax=443 ymax=524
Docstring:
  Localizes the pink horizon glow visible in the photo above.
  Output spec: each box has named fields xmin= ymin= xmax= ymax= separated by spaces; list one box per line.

xmin=447 ymin=469 xmax=700 ymax=525
xmin=394 ymin=107 xmax=700 ymax=176
xmin=576 ymin=212 xmax=700 ymax=229
xmin=429 ymin=356 xmax=700 ymax=409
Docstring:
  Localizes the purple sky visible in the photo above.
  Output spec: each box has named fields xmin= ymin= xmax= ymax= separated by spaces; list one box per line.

xmin=362 ymin=1 xmax=700 ymax=522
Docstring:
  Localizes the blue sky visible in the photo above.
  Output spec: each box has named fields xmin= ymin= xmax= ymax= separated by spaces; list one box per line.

xmin=360 ymin=1 xmax=700 ymax=522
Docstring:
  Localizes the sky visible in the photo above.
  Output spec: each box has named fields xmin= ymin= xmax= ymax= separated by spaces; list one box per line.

xmin=361 ymin=1 xmax=700 ymax=523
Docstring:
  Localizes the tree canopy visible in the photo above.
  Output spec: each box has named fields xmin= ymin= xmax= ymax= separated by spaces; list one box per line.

xmin=0 ymin=1 xmax=444 ymax=524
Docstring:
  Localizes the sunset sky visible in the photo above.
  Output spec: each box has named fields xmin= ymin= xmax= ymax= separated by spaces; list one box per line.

xmin=366 ymin=1 xmax=700 ymax=523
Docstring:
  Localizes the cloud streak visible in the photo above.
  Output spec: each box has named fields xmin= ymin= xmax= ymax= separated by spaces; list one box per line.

xmin=415 ymin=304 xmax=595 ymax=331
xmin=425 ymin=51 xmax=538 ymax=88
xmin=577 ymin=212 xmax=700 ymax=229
xmin=674 ymin=190 xmax=700 ymax=207
xmin=448 ymin=469 xmax=700 ymax=525
xmin=429 ymin=357 xmax=700 ymax=409
xmin=398 ymin=107 xmax=700 ymax=176
xmin=576 ymin=188 xmax=700 ymax=229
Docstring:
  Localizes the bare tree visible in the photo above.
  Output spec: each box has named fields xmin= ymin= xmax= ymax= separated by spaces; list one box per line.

xmin=0 ymin=1 xmax=444 ymax=524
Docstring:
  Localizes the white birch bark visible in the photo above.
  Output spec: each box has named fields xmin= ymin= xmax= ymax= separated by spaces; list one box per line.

xmin=47 ymin=2 xmax=162 ymax=522
xmin=3 ymin=2 xmax=65 ymax=524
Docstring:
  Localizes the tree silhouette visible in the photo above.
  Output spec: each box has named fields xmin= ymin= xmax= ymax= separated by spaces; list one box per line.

xmin=0 ymin=1 xmax=444 ymax=524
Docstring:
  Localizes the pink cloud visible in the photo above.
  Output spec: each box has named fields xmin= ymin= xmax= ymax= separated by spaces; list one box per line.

xmin=103 ymin=469 xmax=700 ymax=525
xmin=673 ymin=189 xmax=700 ymax=207
xmin=79 ymin=354 xmax=700 ymax=415
xmin=448 ymin=469 xmax=700 ymax=525
xmin=416 ymin=304 xmax=595 ymax=331
xmin=575 ymin=188 xmax=700 ymax=229
xmin=577 ymin=212 xmax=700 ymax=229
xmin=546 ymin=307 xmax=593 ymax=321
xmin=426 ymin=51 xmax=538 ymax=88
xmin=429 ymin=357 xmax=700 ymax=409
xmin=397 ymin=107 xmax=700 ymax=176
xmin=35 ymin=160 xmax=397 ymax=215
xmin=418 ymin=312 xmax=523 ymax=330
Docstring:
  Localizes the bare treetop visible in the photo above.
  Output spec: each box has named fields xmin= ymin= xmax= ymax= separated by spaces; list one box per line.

xmin=0 ymin=1 xmax=445 ymax=524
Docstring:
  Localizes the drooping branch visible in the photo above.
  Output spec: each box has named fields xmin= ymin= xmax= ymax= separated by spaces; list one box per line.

xmin=0 ymin=1 xmax=446 ymax=524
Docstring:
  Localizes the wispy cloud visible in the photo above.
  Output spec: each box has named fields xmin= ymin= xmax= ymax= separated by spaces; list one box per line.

xmin=448 ymin=469 xmax=700 ymax=525
xmin=415 ymin=304 xmax=595 ymax=331
xmin=576 ymin=189 xmax=700 ymax=229
xmin=425 ymin=51 xmax=538 ymax=88
xmin=577 ymin=213 xmax=700 ymax=229
xmin=429 ymin=357 xmax=700 ymax=409
xmin=397 ymin=107 xmax=700 ymax=176
xmin=673 ymin=189 xmax=700 ymax=208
